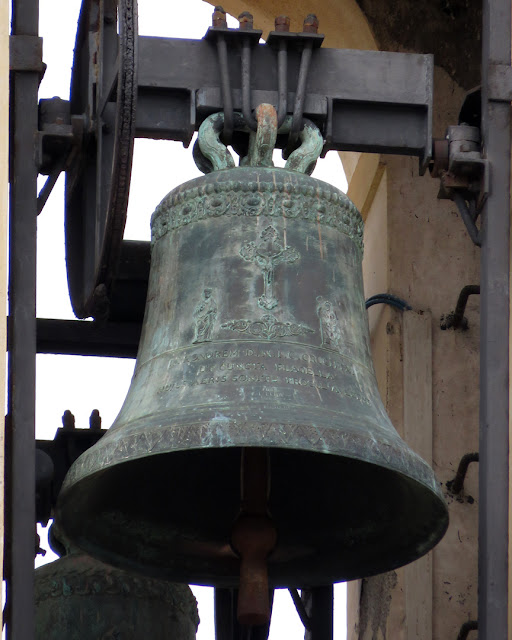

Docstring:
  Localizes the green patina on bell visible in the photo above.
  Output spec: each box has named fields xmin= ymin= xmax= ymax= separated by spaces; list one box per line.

xmin=57 ymin=108 xmax=448 ymax=595
xmin=35 ymin=527 xmax=199 ymax=639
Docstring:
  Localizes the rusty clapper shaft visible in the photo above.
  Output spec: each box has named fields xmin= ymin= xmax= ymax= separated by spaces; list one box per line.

xmin=231 ymin=448 xmax=276 ymax=625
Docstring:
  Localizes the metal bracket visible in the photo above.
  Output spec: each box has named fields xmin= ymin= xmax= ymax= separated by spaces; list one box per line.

xmin=446 ymin=453 xmax=479 ymax=496
xmin=456 ymin=620 xmax=478 ymax=640
xmin=9 ymin=35 xmax=44 ymax=73
xmin=440 ymin=285 xmax=480 ymax=331
xmin=36 ymin=98 xmax=86 ymax=213
xmin=431 ymin=124 xmax=489 ymax=245
xmin=36 ymin=412 xmax=106 ymax=525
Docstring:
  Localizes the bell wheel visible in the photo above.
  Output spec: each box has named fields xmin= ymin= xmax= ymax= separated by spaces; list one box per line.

xmin=65 ymin=0 xmax=138 ymax=319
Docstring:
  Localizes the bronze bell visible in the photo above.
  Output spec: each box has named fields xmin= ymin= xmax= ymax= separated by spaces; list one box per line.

xmin=35 ymin=526 xmax=199 ymax=639
xmin=57 ymin=107 xmax=448 ymax=621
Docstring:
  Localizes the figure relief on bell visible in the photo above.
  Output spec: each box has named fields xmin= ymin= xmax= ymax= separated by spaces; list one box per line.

xmin=316 ymin=296 xmax=342 ymax=351
xmin=193 ymin=288 xmax=218 ymax=343
xmin=240 ymin=225 xmax=300 ymax=311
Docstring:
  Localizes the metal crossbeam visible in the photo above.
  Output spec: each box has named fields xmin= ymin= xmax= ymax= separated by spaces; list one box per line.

xmin=136 ymin=37 xmax=433 ymax=169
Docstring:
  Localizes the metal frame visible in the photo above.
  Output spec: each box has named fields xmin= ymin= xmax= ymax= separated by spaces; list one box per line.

xmin=5 ymin=0 xmax=39 ymax=638
xmin=105 ymin=38 xmax=435 ymax=169
xmin=5 ymin=1 xmax=512 ymax=639
xmin=479 ymin=0 xmax=511 ymax=637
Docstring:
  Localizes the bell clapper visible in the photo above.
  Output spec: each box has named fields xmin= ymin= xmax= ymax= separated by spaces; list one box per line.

xmin=231 ymin=448 xmax=277 ymax=626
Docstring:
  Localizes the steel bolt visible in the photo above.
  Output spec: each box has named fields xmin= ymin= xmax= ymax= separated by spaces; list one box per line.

xmin=89 ymin=409 xmax=102 ymax=430
xmin=275 ymin=15 xmax=290 ymax=32
xmin=212 ymin=5 xmax=227 ymax=28
xmin=62 ymin=409 xmax=76 ymax=430
xmin=303 ymin=14 xmax=319 ymax=33
xmin=239 ymin=11 xmax=254 ymax=30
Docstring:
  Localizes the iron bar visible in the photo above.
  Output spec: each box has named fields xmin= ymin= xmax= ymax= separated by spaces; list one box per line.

xmin=479 ymin=0 xmax=511 ymax=636
xmin=216 ymin=34 xmax=233 ymax=145
xmin=31 ymin=318 xmax=141 ymax=358
xmin=302 ymin=586 xmax=334 ymax=640
xmin=285 ymin=41 xmax=313 ymax=156
xmin=456 ymin=620 xmax=478 ymax=640
xmin=452 ymin=193 xmax=481 ymax=247
xmin=7 ymin=1 xmax=39 ymax=637
xmin=447 ymin=453 xmax=479 ymax=495
xmin=452 ymin=285 xmax=480 ymax=330
xmin=288 ymin=588 xmax=311 ymax=630
xmin=36 ymin=162 xmax=64 ymax=214
xmin=276 ymin=41 xmax=287 ymax=128
xmin=241 ymin=40 xmax=257 ymax=131
xmin=98 ymin=53 xmax=120 ymax=119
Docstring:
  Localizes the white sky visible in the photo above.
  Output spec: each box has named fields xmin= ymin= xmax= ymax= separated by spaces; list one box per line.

xmin=35 ymin=2 xmax=349 ymax=638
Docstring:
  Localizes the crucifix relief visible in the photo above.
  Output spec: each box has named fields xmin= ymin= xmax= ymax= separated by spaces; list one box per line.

xmin=240 ymin=226 xmax=300 ymax=310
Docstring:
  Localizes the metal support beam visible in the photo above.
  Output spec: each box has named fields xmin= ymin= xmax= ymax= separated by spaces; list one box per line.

xmin=6 ymin=0 xmax=39 ymax=636
xmin=479 ymin=0 xmax=511 ymax=637
xmin=135 ymin=38 xmax=433 ymax=168
xmin=33 ymin=318 xmax=141 ymax=359
xmin=302 ymin=586 xmax=334 ymax=640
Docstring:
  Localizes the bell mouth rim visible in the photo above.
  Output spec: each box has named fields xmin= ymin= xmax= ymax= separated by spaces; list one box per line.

xmin=150 ymin=166 xmax=364 ymax=255
xmin=61 ymin=412 xmax=445 ymax=502
xmin=61 ymin=415 xmax=445 ymax=502
xmin=57 ymin=438 xmax=448 ymax=588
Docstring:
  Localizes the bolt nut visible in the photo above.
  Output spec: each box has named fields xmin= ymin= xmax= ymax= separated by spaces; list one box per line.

xmin=275 ymin=15 xmax=290 ymax=32
xmin=303 ymin=14 xmax=319 ymax=33
xmin=212 ymin=5 xmax=227 ymax=28
xmin=62 ymin=409 xmax=76 ymax=431
xmin=89 ymin=409 xmax=102 ymax=431
xmin=238 ymin=11 xmax=254 ymax=30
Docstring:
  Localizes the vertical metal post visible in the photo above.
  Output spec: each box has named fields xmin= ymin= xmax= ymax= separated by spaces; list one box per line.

xmin=6 ymin=0 xmax=39 ymax=637
xmin=479 ymin=0 xmax=511 ymax=638
xmin=302 ymin=586 xmax=333 ymax=640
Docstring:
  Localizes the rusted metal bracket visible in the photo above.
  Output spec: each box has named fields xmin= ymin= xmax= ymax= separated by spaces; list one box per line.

xmin=431 ymin=124 xmax=488 ymax=246
xmin=9 ymin=34 xmax=44 ymax=73
xmin=447 ymin=453 xmax=479 ymax=495
xmin=440 ymin=285 xmax=480 ymax=330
